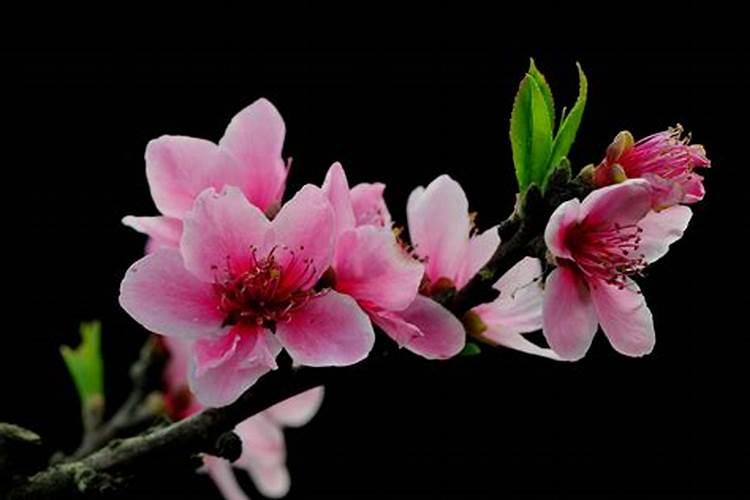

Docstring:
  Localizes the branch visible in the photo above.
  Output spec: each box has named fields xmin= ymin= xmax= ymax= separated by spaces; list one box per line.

xmin=68 ymin=339 xmax=165 ymax=461
xmin=8 ymin=179 xmax=584 ymax=498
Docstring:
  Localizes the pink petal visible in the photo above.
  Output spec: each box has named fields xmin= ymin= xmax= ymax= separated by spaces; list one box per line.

xmin=266 ymin=386 xmax=325 ymax=427
xmin=370 ymin=310 xmax=423 ymax=347
xmin=219 ymin=98 xmax=287 ymax=211
xmin=234 ymin=414 xmax=292 ymax=497
xmin=472 ymin=257 xmax=544 ymax=334
xmin=642 ymin=172 xmax=686 ymax=209
xmin=235 ymin=413 xmax=285 ymax=468
xmin=637 ymin=205 xmax=692 ymax=264
xmin=333 ymin=226 xmax=423 ymax=312
xmin=542 ymin=266 xmax=598 ymax=361
xmin=163 ymin=337 xmax=192 ymax=391
xmin=481 ymin=329 xmax=561 ymax=360
xmin=234 ymin=415 xmax=292 ymax=496
xmin=119 ymin=249 xmax=225 ymax=340
xmin=248 ymin=464 xmax=290 ymax=498
xmin=122 ymin=215 xmax=183 ymax=252
xmin=275 ymin=291 xmax=375 ymax=367
xmin=579 ymin=179 xmax=652 ymax=229
xmin=406 ymin=175 xmax=470 ymax=284
xmin=682 ymin=173 xmax=706 ymax=203
xmin=181 ymin=186 xmax=271 ymax=282
xmin=189 ymin=326 xmax=282 ymax=407
xmin=396 ymin=295 xmax=466 ymax=360
xmin=590 ymin=279 xmax=655 ymax=357
xmin=145 ymin=135 xmax=242 ymax=218
xmin=204 ymin=457 xmax=250 ymax=500
xmin=350 ymin=182 xmax=392 ymax=228
xmin=271 ymin=185 xmax=336 ymax=286
xmin=321 ymin=162 xmax=356 ymax=236
xmin=544 ymin=198 xmax=581 ymax=260
xmin=454 ymin=226 xmax=500 ymax=289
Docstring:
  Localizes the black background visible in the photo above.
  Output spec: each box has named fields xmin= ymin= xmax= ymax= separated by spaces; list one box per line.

xmin=2 ymin=46 xmax=747 ymax=498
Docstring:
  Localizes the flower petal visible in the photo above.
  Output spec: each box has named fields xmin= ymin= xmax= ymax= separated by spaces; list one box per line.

xmin=321 ymin=162 xmax=356 ymax=236
xmin=454 ymin=226 xmax=500 ymax=289
xmin=271 ymin=185 xmax=336 ymax=286
xmin=122 ymin=215 xmax=183 ymax=252
xmin=472 ymin=257 xmax=544 ymax=334
xmin=350 ymin=182 xmax=392 ymax=228
xmin=406 ymin=175 xmax=470 ymax=284
xmin=219 ymin=98 xmax=287 ymax=211
xmin=181 ymin=186 xmax=271 ymax=282
xmin=480 ymin=329 xmax=561 ymax=361
xmin=396 ymin=295 xmax=466 ymax=360
xmin=637 ymin=205 xmax=692 ymax=264
xmin=235 ymin=413 xmax=285 ymax=468
xmin=145 ymin=135 xmax=242 ymax=218
xmin=266 ymin=386 xmax=325 ymax=428
xmin=544 ymin=198 xmax=581 ymax=260
xmin=682 ymin=173 xmax=706 ymax=203
xmin=189 ymin=326 xmax=281 ymax=407
xmin=275 ymin=291 xmax=375 ymax=367
xmin=542 ymin=266 xmax=598 ymax=361
xmin=234 ymin=414 xmax=292 ymax=497
xmin=590 ymin=279 xmax=655 ymax=357
xmin=204 ymin=457 xmax=250 ymax=500
xmin=370 ymin=310 xmax=423 ymax=347
xmin=333 ymin=226 xmax=423 ymax=312
xmin=579 ymin=179 xmax=652 ymax=229
xmin=119 ymin=249 xmax=225 ymax=339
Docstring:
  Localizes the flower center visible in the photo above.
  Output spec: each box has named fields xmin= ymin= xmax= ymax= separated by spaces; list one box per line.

xmin=213 ymin=245 xmax=318 ymax=328
xmin=568 ymin=222 xmax=646 ymax=288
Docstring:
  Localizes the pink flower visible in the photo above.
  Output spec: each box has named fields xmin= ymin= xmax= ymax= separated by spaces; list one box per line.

xmin=336 ymin=174 xmax=500 ymax=360
xmin=322 ymin=163 xmax=461 ymax=360
xmin=468 ymin=257 xmax=560 ymax=360
xmin=593 ymin=126 xmax=710 ymax=209
xmin=162 ymin=337 xmax=323 ymax=500
xmin=123 ymin=98 xmax=289 ymax=252
xmin=542 ymin=180 xmax=692 ymax=360
xmin=120 ymin=185 xmax=374 ymax=406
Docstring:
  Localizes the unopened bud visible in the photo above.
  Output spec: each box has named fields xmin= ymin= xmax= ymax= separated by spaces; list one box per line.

xmin=606 ymin=130 xmax=634 ymax=163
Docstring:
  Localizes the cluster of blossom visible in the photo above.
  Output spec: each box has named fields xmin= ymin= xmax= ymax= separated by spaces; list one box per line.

xmin=118 ymin=99 xmax=709 ymax=498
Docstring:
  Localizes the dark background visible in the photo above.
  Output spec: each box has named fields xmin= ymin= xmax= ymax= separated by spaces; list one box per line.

xmin=2 ymin=47 xmax=747 ymax=497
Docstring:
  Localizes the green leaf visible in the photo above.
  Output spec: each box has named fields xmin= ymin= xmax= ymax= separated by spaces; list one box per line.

xmin=460 ymin=342 xmax=482 ymax=357
xmin=548 ymin=63 xmax=588 ymax=183
xmin=509 ymin=74 xmax=554 ymax=191
xmin=528 ymin=58 xmax=555 ymax=130
xmin=61 ymin=321 xmax=104 ymax=404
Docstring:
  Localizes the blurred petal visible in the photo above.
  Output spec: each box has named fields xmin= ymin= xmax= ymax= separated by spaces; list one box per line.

xmin=204 ymin=457 xmax=250 ymax=500
xmin=266 ymin=386 xmax=325 ymax=427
